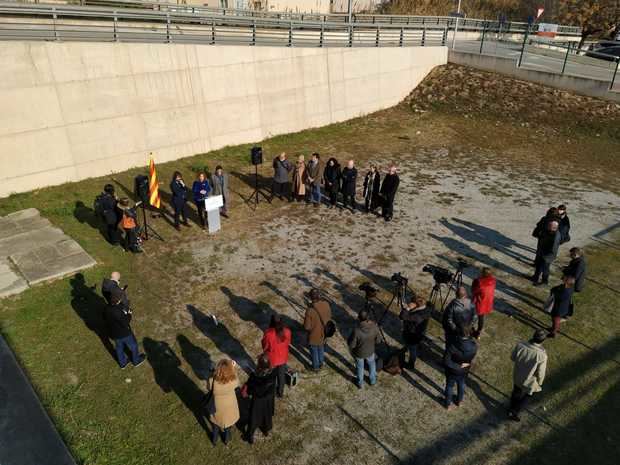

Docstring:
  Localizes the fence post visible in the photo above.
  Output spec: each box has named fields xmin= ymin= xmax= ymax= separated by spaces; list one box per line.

xmin=320 ymin=23 xmax=324 ymax=48
xmin=517 ymin=27 xmax=529 ymax=67
xmin=399 ymin=27 xmax=403 ymax=47
xmin=479 ymin=21 xmax=486 ymax=54
xmin=422 ymin=27 xmax=426 ymax=46
xmin=442 ymin=25 xmax=447 ymax=46
xmin=211 ymin=18 xmax=215 ymax=45
xmin=561 ymin=42 xmax=570 ymax=75
xmin=288 ymin=21 xmax=293 ymax=47
xmin=611 ymin=58 xmax=620 ymax=91
xmin=375 ymin=26 xmax=380 ymax=47
xmin=113 ymin=11 xmax=118 ymax=42
xmin=166 ymin=13 xmax=171 ymax=43
xmin=252 ymin=20 xmax=256 ymax=46
xmin=348 ymin=25 xmax=353 ymax=47
xmin=52 ymin=7 xmax=59 ymax=41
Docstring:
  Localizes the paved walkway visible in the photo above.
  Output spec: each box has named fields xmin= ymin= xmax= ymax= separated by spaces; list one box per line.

xmin=0 ymin=335 xmax=76 ymax=465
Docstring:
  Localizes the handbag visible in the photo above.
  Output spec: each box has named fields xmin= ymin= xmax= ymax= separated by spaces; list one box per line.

xmin=315 ymin=307 xmax=336 ymax=338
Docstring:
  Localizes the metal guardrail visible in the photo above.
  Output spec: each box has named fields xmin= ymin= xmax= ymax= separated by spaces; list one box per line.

xmin=4 ymin=0 xmax=583 ymax=35
xmin=0 ymin=3 xmax=449 ymax=47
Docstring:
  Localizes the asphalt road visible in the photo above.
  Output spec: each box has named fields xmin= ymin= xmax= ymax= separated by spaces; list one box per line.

xmin=454 ymin=39 xmax=619 ymax=88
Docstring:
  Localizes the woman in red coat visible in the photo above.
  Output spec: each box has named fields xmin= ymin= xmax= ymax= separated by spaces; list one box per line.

xmin=472 ymin=267 xmax=496 ymax=339
xmin=261 ymin=314 xmax=291 ymax=398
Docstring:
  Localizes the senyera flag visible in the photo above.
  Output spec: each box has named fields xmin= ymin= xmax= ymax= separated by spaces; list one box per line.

xmin=148 ymin=155 xmax=161 ymax=209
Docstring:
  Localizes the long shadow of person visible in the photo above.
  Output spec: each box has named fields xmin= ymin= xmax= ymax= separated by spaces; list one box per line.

xmin=177 ymin=334 xmax=213 ymax=382
xmin=69 ymin=273 xmax=115 ymax=359
xmin=143 ymin=337 xmax=209 ymax=431
xmin=187 ymin=304 xmax=255 ymax=374
xmin=73 ymin=201 xmax=108 ymax=241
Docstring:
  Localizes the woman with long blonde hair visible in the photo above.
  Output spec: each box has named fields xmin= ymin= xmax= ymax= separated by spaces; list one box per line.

xmin=207 ymin=358 xmax=240 ymax=445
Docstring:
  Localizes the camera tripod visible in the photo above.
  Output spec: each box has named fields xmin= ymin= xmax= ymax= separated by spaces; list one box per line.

xmin=245 ymin=164 xmax=271 ymax=209
xmin=430 ymin=264 xmax=465 ymax=312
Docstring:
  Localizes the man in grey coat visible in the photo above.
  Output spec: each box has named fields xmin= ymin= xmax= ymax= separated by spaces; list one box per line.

xmin=210 ymin=165 xmax=230 ymax=218
xmin=348 ymin=309 xmax=381 ymax=389
xmin=508 ymin=329 xmax=548 ymax=421
xmin=272 ymin=152 xmax=293 ymax=201
xmin=442 ymin=286 xmax=477 ymax=347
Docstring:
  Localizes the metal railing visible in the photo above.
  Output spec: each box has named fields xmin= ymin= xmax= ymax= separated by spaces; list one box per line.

xmin=4 ymin=0 xmax=583 ymax=36
xmin=0 ymin=3 xmax=449 ymax=47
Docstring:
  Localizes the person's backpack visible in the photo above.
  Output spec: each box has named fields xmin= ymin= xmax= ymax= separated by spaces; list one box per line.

xmin=93 ymin=193 xmax=106 ymax=219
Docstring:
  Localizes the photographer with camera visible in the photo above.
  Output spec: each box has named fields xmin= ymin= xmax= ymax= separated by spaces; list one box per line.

xmin=399 ymin=296 xmax=430 ymax=370
xmin=103 ymin=288 xmax=145 ymax=369
xmin=442 ymin=286 xmax=477 ymax=347
xmin=303 ymin=289 xmax=333 ymax=372
xmin=95 ymin=183 xmax=121 ymax=246
xmin=101 ymin=271 xmax=129 ymax=307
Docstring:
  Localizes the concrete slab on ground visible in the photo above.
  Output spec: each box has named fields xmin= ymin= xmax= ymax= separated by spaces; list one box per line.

xmin=0 ymin=208 xmax=96 ymax=297
xmin=0 ymin=335 xmax=77 ymax=465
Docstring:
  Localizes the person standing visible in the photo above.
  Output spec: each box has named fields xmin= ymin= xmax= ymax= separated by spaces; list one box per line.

xmin=442 ymin=286 xmax=477 ymax=348
xmin=508 ymin=329 xmax=548 ymax=422
xmin=101 ymin=271 xmax=128 ymax=307
xmin=532 ymin=207 xmax=559 ymax=240
xmin=362 ymin=164 xmax=381 ymax=213
xmin=210 ymin=165 xmax=230 ymax=218
xmin=348 ymin=309 xmax=381 ymax=389
xmin=207 ymin=359 xmax=240 ymax=445
xmin=103 ymin=289 xmax=145 ymax=369
xmin=557 ymin=204 xmax=571 ymax=244
xmin=118 ymin=198 xmax=143 ymax=253
xmin=170 ymin=171 xmax=190 ymax=231
xmin=303 ymin=289 xmax=332 ymax=372
xmin=563 ymin=247 xmax=586 ymax=293
xmin=547 ymin=276 xmax=575 ymax=337
xmin=399 ymin=296 xmax=430 ymax=369
xmin=261 ymin=314 xmax=291 ymax=398
xmin=292 ymin=155 xmax=306 ymax=202
xmin=99 ymin=184 xmax=121 ymax=245
xmin=192 ymin=172 xmax=211 ymax=230
xmin=323 ymin=157 xmax=341 ymax=208
xmin=380 ymin=164 xmax=400 ymax=221
xmin=532 ymin=220 xmax=561 ymax=286
xmin=471 ymin=268 xmax=496 ymax=339
xmin=245 ymin=354 xmax=277 ymax=444
xmin=341 ymin=160 xmax=358 ymax=212
xmin=443 ymin=327 xmax=477 ymax=410
xmin=271 ymin=152 xmax=293 ymax=201
xmin=305 ymin=153 xmax=322 ymax=207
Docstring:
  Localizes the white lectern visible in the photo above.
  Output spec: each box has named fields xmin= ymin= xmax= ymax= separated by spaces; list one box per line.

xmin=204 ymin=195 xmax=224 ymax=234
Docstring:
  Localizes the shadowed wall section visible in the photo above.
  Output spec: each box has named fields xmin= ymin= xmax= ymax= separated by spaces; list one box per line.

xmin=0 ymin=42 xmax=447 ymax=197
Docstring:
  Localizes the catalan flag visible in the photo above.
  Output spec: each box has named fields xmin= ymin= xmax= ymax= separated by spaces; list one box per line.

xmin=148 ymin=156 xmax=161 ymax=209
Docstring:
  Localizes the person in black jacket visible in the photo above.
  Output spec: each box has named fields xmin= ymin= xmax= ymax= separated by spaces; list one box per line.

xmin=99 ymin=184 xmax=121 ymax=245
xmin=340 ymin=160 xmax=358 ymax=213
xmin=323 ymin=158 xmax=341 ymax=208
xmin=442 ymin=287 xmax=477 ymax=347
xmin=101 ymin=271 xmax=129 ymax=308
xmin=103 ymin=290 xmax=145 ymax=368
xmin=245 ymin=354 xmax=277 ymax=444
xmin=532 ymin=207 xmax=559 ymax=239
xmin=548 ymin=276 xmax=575 ymax=338
xmin=557 ymin=205 xmax=571 ymax=245
xmin=170 ymin=171 xmax=190 ymax=231
xmin=362 ymin=164 xmax=381 ymax=213
xmin=399 ymin=296 xmax=430 ymax=369
xmin=443 ymin=327 xmax=478 ymax=410
xmin=380 ymin=165 xmax=400 ymax=222
xmin=532 ymin=220 xmax=561 ymax=286
xmin=563 ymin=247 xmax=586 ymax=292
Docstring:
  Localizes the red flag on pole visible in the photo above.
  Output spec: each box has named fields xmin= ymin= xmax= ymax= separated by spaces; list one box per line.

xmin=148 ymin=155 xmax=161 ymax=209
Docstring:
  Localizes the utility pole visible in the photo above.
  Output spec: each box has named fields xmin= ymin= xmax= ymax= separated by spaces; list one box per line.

xmin=347 ymin=0 xmax=353 ymax=23
xmin=451 ymin=0 xmax=462 ymax=49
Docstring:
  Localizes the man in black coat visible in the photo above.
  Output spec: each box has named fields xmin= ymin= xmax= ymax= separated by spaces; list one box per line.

xmin=101 ymin=271 xmax=129 ymax=308
xmin=532 ymin=220 xmax=561 ymax=286
xmin=170 ymin=171 xmax=190 ymax=230
xmin=99 ymin=184 xmax=120 ymax=245
xmin=442 ymin=286 xmax=477 ymax=347
xmin=340 ymin=160 xmax=358 ymax=213
xmin=399 ymin=296 xmax=430 ymax=369
xmin=548 ymin=276 xmax=575 ymax=337
xmin=380 ymin=164 xmax=400 ymax=221
xmin=557 ymin=205 xmax=571 ymax=245
xmin=443 ymin=327 xmax=478 ymax=410
xmin=563 ymin=247 xmax=586 ymax=292
xmin=103 ymin=289 xmax=145 ymax=368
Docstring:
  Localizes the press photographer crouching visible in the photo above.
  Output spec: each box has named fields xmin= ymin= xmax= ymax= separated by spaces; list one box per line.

xmin=399 ymin=296 xmax=431 ymax=370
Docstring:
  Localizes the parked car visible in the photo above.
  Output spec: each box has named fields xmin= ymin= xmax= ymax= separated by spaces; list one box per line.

xmin=586 ymin=41 xmax=620 ymax=61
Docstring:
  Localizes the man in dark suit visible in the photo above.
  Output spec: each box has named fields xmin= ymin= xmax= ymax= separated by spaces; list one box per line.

xmin=532 ymin=220 xmax=561 ymax=286
xmin=340 ymin=160 xmax=358 ymax=213
xmin=380 ymin=164 xmax=400 ymax=222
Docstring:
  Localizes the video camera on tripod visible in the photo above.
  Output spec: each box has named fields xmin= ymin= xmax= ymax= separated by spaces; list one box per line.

xmin=423 ymin=258 xmax=469 ymax=311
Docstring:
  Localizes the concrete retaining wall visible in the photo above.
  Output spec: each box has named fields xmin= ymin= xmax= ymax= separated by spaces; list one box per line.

xmin=0 ymin=42 xmax=447 ymax=197
xmin=449 ymin=50 xmax=620 ymax=102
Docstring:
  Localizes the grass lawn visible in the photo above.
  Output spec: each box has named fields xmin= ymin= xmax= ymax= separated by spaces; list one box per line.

xmin=0 ymin=65 xmax=619 ymax=465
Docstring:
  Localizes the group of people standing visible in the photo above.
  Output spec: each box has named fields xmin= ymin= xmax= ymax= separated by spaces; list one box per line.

xmin=95 ymin=184 xmax=144 ymax=254
xmin=272 ymin=152 xmax=401 ymax=221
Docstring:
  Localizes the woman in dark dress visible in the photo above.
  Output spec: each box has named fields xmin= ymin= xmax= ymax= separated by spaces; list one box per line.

xmin=245 ymin=354 xmax=277 ymax=444
xmin=323 ymin=157 xmax=341 ymax=208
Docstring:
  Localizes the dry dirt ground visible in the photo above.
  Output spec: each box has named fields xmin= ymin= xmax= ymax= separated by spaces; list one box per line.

xmin=1 ymin=64 xmax=619 ymax=465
